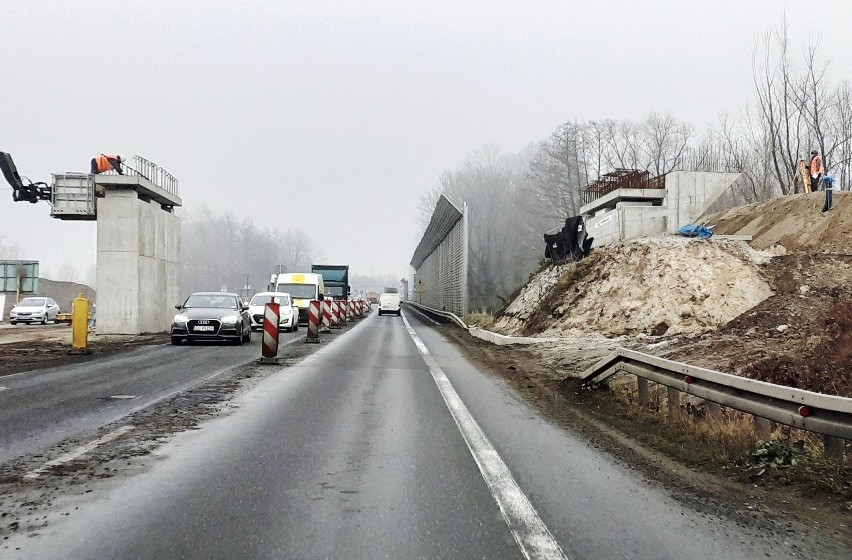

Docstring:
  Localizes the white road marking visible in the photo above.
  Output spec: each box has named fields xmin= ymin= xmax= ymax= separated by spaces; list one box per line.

xmin=108 ymin=394 xmax=138 ymax=400
xmin=23 ymin=425 xmax=135 ymax=479
xmin=401 ymin=314 xmax=570 ymax=560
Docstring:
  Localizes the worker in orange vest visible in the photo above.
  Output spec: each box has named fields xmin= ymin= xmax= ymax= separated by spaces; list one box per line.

xmin=810 ymin=149 xmax=824 ymax=190
xmin=90 ymin=153 xmax=124 ymax=175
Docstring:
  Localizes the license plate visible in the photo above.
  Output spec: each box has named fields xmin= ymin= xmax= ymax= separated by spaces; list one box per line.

xmin=193 ymin=325 xmax=215 ymax=332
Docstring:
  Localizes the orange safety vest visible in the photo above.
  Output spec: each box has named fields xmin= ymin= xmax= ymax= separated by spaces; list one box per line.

xmin=95 ymin=154 xmax=121 ymax=173
xmin=810 ymin=154 xmax=824 ymax=175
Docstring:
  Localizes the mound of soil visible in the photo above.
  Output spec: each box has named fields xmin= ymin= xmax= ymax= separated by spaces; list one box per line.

xmin=655 ymin=254 xmax=852 ymax=397
xmin=707 ymin=191 xmax=852 ymax=253
xmin=495 ymin=237 xmax=774 ymax=337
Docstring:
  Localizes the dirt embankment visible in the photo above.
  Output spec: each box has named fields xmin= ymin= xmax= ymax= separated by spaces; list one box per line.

xmin=707 ymin=191 xmax=852 ymax=252
xmin=496 ymin=237 xmax=775 ymax=337
xmin=494 ymin=193 xmax=852 ymax=398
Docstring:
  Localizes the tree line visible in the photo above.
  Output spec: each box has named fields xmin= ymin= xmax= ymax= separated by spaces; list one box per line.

xmin=179 ymin=207 xmax=321 ymax=298
xmin=420 ymin=21 xmax=852 ymax=313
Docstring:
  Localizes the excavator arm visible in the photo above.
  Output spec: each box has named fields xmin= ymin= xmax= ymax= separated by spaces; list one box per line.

xmin=1 ymin=151 xmax=52 ymax=204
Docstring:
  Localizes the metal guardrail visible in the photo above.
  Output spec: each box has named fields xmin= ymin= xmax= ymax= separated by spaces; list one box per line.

xmin=405 ymin=301 xmax=469 ymax=330
xmin=98 ymin=155 xmax=179 ymax=197
xmin=581 ymin=348 xmax=852 ymax=440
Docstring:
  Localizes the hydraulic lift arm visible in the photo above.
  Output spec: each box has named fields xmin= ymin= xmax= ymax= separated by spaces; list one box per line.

xmin=0 ymin=151 xmax=52 ymax=203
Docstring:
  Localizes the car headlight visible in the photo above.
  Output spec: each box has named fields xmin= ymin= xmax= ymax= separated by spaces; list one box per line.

xmin=220 ymin=315 xmax=239 ymax=324
xmin=173 ymin=314 xmax=188 ymax=324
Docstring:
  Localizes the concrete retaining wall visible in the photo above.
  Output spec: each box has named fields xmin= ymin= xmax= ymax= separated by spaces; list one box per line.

xmin=468 ymin=327 xmax=560 ymax=345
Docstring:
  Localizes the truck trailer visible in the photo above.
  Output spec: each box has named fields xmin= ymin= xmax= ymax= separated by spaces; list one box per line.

xmin=310 ymin=264 xmax=350 ymax=301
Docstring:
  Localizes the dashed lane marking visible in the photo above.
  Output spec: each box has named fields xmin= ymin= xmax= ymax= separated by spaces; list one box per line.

xmin=23 ymin=425 xmax=135 ymax=479
xmin=401 ymin=314 xmax=570 ymax=560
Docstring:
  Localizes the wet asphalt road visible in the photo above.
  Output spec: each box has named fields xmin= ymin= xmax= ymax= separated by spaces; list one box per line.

xmin=0 ymin=328 xmax=302 ymax=463
xmin=5 ymin=310 xmax=840 ymax=559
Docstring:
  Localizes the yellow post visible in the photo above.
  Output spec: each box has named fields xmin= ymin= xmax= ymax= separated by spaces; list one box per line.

xmin=72 ymin=293 xmax=89 ymax=350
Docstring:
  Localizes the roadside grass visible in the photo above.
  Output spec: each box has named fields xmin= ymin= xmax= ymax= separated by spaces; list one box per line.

xmin=465 ymin=311 xmax=495 ymax=328
xmin=587 ymin=376 xmax=851 ymax=504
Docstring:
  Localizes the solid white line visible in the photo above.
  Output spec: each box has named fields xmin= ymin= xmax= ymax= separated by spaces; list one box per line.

xmin=401 ymin=314 xmax=570 ymax=560
xmin=23 ymin=425 xmax=135 ymax=479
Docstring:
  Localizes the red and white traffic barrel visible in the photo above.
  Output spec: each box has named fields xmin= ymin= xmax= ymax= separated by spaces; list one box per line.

xmin=346 ymin=300 xmax=354 ymax=322
xmin=339 ymin=300 xmax=348 ymax=326
xmin=330 ymin=300 xmax=341 ymax=329
xmin=320 ymin=299 xmax=332 ymax=333
xmin=306 ymin=300 xmax=321 ymax=343
xmin=261 ymin=302 xmax=280 ymax=361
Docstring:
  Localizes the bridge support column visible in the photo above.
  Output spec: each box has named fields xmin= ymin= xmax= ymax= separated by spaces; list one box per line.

xmin=96 ymin=187 xmax=180 ymax=334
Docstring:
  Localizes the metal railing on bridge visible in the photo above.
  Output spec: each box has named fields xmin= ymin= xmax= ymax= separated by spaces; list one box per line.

xmin=98 ymin=155 xmax=180 ymax=198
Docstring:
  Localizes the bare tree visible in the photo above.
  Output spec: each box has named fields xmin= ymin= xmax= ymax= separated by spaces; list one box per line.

xmin=640 ymin=113 xmax=694 ymax=175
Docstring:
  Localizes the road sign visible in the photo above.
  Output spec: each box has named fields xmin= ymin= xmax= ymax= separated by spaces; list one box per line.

xmin=0 ymin=261 xmax=39 ymax=293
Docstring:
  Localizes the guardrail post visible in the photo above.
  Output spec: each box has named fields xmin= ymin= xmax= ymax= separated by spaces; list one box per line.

xmin=637 ymin=378 xmax=650 ymax=407
xmin=753 ymin=416 xmax=773 ymax=440
xmin=667 ymin=387 xmax=681 ymax=420
xmin=823 ymin=436 xmax=846 ymax=461
xmin=706 ymin=401 xmax=722 ymax=418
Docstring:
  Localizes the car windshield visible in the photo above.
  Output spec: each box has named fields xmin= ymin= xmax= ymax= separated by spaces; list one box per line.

xmin=183 ymin=295 xmax=237 ymax=309
xmin=275 ymin=284 xmax=317 ymax=299
xmin=251 ymin=294 xmax=290 ymax=306
xmin=17 ymin=298 xmax=46 ymax=306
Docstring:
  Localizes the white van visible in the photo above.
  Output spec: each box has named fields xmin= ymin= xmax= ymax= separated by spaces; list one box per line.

xmin=378 ymin=292 xmax=401 ymax=316
xmin=274 ymin=273 xmax=325 ymax=324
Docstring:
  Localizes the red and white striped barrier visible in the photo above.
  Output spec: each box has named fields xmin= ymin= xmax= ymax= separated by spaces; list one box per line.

xmin=306 ymin=300 xmax=321 ymax=343
xmin=330 ymin=300 xmax=341 ymax=329
xmin=320 ymin=299 xmax=332 ymax=333
xmin=346 ymin=300 xmax=354 ymax=322
xmin=356 ymin=300 xmax=363 ymax=318
xmin=339 ymin=300 xmax=348 ymax=326
xmin=260 ymin=302 xmax=280 ymax=362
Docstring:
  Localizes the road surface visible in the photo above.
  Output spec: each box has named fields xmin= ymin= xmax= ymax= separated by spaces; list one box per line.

xmin=4 ymin=310 xmax=843 ymax=559
xmin=0 ymin=329 xmax=301 ymax=463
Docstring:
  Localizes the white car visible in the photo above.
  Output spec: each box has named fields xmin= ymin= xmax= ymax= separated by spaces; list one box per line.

xmin=9 ymin=297 xmax=61 ymax=325
xmin=377 ymin=292 xmax=401 ymax=316
xmin=248 ymin=292 xmax=299 ymax=332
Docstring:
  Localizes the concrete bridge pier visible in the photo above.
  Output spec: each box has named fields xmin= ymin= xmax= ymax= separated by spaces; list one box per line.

xmin=96 ymin=181 xmax=180 ymax=334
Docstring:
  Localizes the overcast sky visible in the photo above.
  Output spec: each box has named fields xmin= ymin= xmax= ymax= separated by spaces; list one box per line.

xmin=2 ymin=0 xmax=851 ymax=285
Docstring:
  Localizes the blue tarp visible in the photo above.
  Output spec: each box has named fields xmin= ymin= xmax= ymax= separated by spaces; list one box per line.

xmin=677 ymin=224 xmax=713 ymax=239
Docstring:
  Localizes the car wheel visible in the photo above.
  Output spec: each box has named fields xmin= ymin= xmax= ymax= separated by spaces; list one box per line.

xmin=243 ymin=327 xmax=251 ymax=342
xmin=10 ymin=321 xmax=16 ymax=325
xmin=294 ymin=322 xmax=299 ymax=332
xmin=42 ymin=316 xmax=48 ymax=325
xmin=171 ymin=336 xmax=182 ymax=345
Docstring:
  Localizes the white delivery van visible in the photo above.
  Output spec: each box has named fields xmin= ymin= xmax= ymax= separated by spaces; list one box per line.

xmin=274 ymin=273 xmax=325 ymax=324
xmin=378 ymin=292 xmax=401 ymax=316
